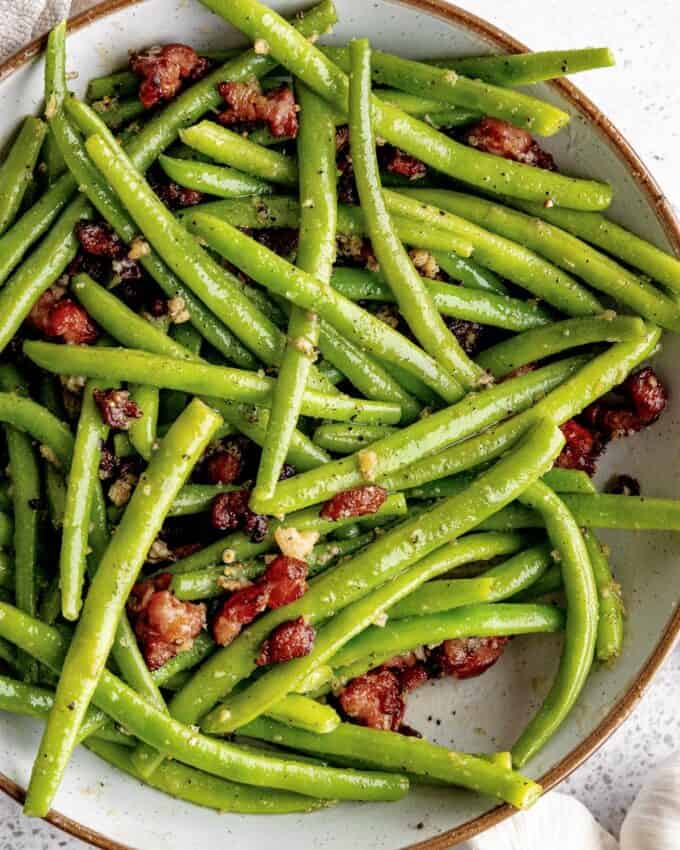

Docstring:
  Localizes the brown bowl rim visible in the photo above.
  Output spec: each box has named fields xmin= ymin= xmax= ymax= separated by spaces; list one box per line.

xmin=1 ymin=1 xmax=679 ymax=848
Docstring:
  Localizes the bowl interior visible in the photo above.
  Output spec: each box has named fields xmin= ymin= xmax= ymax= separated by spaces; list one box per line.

xmin=0 ymin=1 xmax=679 ymax=848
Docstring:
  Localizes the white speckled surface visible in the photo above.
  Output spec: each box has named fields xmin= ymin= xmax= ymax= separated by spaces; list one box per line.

xmin=1 ymin=0 xmax=680 ymax=846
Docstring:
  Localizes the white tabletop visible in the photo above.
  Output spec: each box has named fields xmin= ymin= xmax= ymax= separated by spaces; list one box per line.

xmin=3 ymin=0 xmax=680 ymax=846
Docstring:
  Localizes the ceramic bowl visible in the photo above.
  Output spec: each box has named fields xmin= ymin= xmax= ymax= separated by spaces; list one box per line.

xmin=1 ymin=1 xmax=679 ymax=848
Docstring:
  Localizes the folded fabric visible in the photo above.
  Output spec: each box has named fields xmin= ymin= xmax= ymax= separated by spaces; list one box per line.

xmin=0 ymin=0 xmax=71 ymax=64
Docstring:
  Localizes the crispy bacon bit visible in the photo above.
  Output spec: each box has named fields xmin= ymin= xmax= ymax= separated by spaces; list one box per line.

xmin=624 ymin=366 xmax=667 ymax=425
xmin=207 ymin=449 xmax=242 ymax=485
xmin=337 ymin=669 xmax=404 ymax=731
xmin=429 ymin=636 xmax=510 ymax=680
xmin=243 ymin=226 xmax=299 ymax=259
xmin=75 ymin=221 xmax=125 ymax=259
xmin=93 ymin=388 xmax=142 ymax=430
xmin=383 ymin=147 xmax=427 ymax=180
xmin=279 ymin=463 xmax=297 ymax=481
xmin=256 ymin=616 xmax=315 ymax=666
xmin=462 ymin=117 xmax=556 ymax=170
xmin=606 ymin=474 xmax=641 ymax=496
xmin=27 ymin=287 xmax=99 ymax=345
xmin=128 ymin=573 xmax=206 ymax=670
xmin=211 ymin=555 xmax=309 ymax=647
xmin=335 ymin=124 xmax=350 ymax=152
xmin=148 ymin=168 xmax=204 ymax=210
xmin=263 ymin=555 xmax=308 ymax=609
xmin=217 ymin=78 xmax=299 ymax=138
xmin=320 ymin=485 xmax=388 ymax=521
xmin=98 ymin=446 xmax=119 ymax=481
xmin=398 ymin=663 xmax=429 ymax=693
xmin=130 ymin=44 xmax=211 ymax=109
xmin=555 ymin=419 xmax=600 ymax=475
xmin=212 ymin=582 xmax=270 ymax=646
xmin=28 ymin=286 xmax=66 ymax=336
xmin=47 ymin=300 xmax=99 ymax=344
xmin=210 ymin=489 xmax=269 ymax=542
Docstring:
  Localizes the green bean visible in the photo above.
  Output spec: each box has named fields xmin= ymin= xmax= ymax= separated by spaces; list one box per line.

xmin=477 ymin=316 xmax=647 ymax=378
xmin=254 ymin=87 xmax=337 ymax=505
xmin=24 ymin=399 xmax=222 ymax=816
xmin=317 ymin=320 xmax=422 ymax=422
xmin=123 ymin=2 xmax=338 ymax=172
xmin=0 ymin=117 xmax=47 ymax=235
xmin=86 ymin=70 xmax=139 ymax=102
xmin=92 ymin=96 xmax=145 ymax=129
xmin=249 ymin=357 xmax=583 ymax=515
xmin=375 ymin=89 xmax=479 ymax=123
xmin=64 ymin=99 xmax=259 ymax=370
xmin=169 ymin=484 xmax=238 ymax=517
xmin=330 ymin=267 xmax=553 ymax=331
xmin=166 ymin=494 xmax=407 ymax=577
xmin=25 ymin=342 xmax=402 ymax=424
xmin=511 ymin=482 xmax=597 ymax=767
xmin=206 ymin=398 xmax=329 ymax=471
xmin=265 ymin=694 xmax=340 ymax=735
xmin=0 ymin=195 xmax=90 ymax=355
xmin=60 ymin=381 xmax=109 ymax=621
xmin=127 ymin=385 xmax=159 ymax=461
xmin=5 ymin=426 xmax=40 ymax=682
xmin=349 ymin=39 xmax=484 ymax=390
xmin=483 ymin=493 xmax=680 ymax=531
xmin=0 ymin=601 xmax=408 ymax=806
xmin=431 ymin=48 xmax=616 ymax=86
xmin=506 ymin=198 xmax=680 ymax=297
xmin=0 ymin=552 xmax=14 ymax=590
xmin=403 ymin=189 xmax=680 ymax=331
xmin=0 ymin=674 xmax=114 ymax=744
xmin=41 ymin=128 xmax=66 ymax=182
xmin=0 ymin=480 xmax=10 ymax=513
xmin=179 ymin=123 xmax=298 ymax=185
xmin=329 ymin=602 xmax=564 ymax=684
xmin=514 ymin=564 xmax=563 ymax=601
xmin=0 ymin=393 xmax=74 ymax=468
xmin=433 ymin=251 xmax=508 ymax=295
xmin=325 ymin=46 xmax=570 ymax=135
xmin=38 ymin=578 xmax=61 ymax=626
xmin=312 ymin=423 xmax=398 ymax=454
xmin=87 ymin=738 xmax=327 ymax=814
xmin=199 ymin=0 xmax=612 ymax=210
xmin=244 ymin=714 xmax=540 ymax=809
xmin=583 ymin=531 xmax=624 ymax=663
xmin=158 ymin=153 xmax=273 ymax=198
xmin=543 ymin=468 xmax=597 ymax=495
xmin=0 ymin=515 xmax=13 ymax=551
xmin=194 ymin=419 xmax=562 ymax=734
xmin=390 ymin=189 xmax=604 ymax=316
xmin=383 ymin=329 xmax=659 ymax=493
xmin=185 ymin=213 xmax=465 ymax=404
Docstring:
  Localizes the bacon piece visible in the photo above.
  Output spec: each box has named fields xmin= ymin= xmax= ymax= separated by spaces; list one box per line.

xmin=554 ymin=419 xmax=599 ymax=475
xmin=130 ymin=44 xmax=211 ymax=109
xmin=263 ymin=555 xmax=308 ymax=609
xmin=93 ymin=388 xmax=142 ymax=430
xmin=75 ymin=221 xmax=125 ymax=259
xmin=624 ymin=366 xmax=667 ymax=425
xmin=128 ymin=573 xmax=206 ymax=670
xmin=462 ymin=117 xmax=556 ymax=170
xmin=383 ymin=147 xmax=427 ymax=180
xmin=47 ymin=299 xmax=99 ymax=344
xmin=397 ymin=663 xmax=429 ymax=694
xmin=279 ymin=463 xmax=297 ymax=481
xmin=217 ymin=79 xmax=299 ymax=138
xmin=337 ymin=669 xmax=404 ymax=731
xmin=210 ymin=489 xmax=269 ymax=542
xmin=148 ymin=168 xmax=204 ymax=210
xmin=243 ymin=226 xmax=299 ymax=259
xmin=212 ymin=582 xmax=270 ymax=646
xmin=207 ymin=450 xmax=242 ymax=485
xmin=320 ymin=485 xmax=388 ymax=521
xmin=27 ymin=287 xmax=65 ymax=336
xmin=429 ymin=636 xmax=509 ymax=680
xmin=256 ymin=616 xmax=315 ymax=666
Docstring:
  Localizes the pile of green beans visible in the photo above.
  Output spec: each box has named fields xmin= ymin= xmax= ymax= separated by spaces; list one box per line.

xmin=1 ymin=0 xmax=679 ymax=827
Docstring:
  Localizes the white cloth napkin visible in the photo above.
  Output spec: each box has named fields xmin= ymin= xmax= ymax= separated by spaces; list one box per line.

xmin=0 ymin=0 xmax=71 ymax=64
